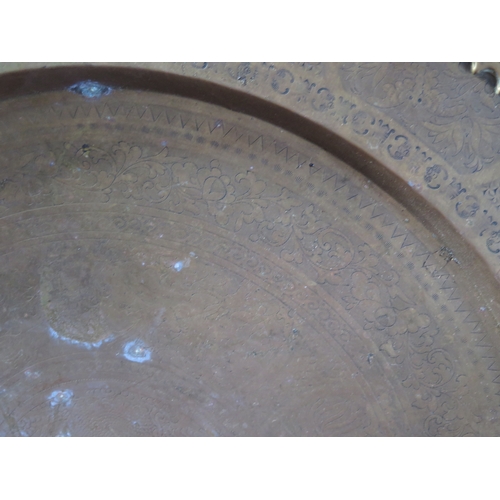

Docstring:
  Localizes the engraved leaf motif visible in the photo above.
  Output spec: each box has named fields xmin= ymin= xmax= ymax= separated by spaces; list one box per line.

xmin=422 ymin=349 xmax=454 ymax=388
xmin=202 ymin=175 xmax=229 ymax=201
xmin=251 ymin=221 xmax=293 ymax=246
xmin=233 ymin=203 xmax=265 ymax=232
xmin=340 ymin=62 xmax=500 ymax=173
xmin=234 ymin=171 xmax=266 ymax=198
xmin=112 ymin=142 xmax=143 ymax=169
xmin=425 ymin=120 xmax=455 ymax=147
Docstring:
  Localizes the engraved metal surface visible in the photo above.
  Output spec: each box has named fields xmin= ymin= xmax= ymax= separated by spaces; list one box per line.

xmin=0 ymin=77 xmax=499 ymax=436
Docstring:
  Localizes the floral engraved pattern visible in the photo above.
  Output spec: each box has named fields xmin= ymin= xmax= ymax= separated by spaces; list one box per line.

xmin=226 ymin=62 xmax=257 ymax=86
xmin=487 ymin=230 xmax=500 ymax=254
xmin=329 ymin=249 xmax=463 ymax=414
xmin=340 ymin=62 xmax=500 ymax=174
xmin=167 ymin=160 xmax=302 ymax=232
xmin=1 ymin=137 xmax=482 ymax=436
xmin=424 ymin=164 xmax=448 ymax=189
xmin=311 ymin=87 xmax=335 ymax=112
xmin=250 ymin=204 xmax=354 ymax=272
xmin=62 ymin=142 xmax=174 ymax=203
xmin=455 ymin=195 xmax=480 ymax=219
xmin=0 ymin=142 xmax=177 ymax=210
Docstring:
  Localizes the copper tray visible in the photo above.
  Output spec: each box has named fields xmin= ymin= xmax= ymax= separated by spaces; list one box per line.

xmin=0 ymin=64 xmax=499 ymax=436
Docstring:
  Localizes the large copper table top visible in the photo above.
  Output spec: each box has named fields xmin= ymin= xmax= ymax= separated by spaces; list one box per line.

xmin=0 ymin=63 xmax=499 ymax=436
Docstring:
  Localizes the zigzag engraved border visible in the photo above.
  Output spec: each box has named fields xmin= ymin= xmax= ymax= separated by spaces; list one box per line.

xmin=43 ymin=98 xmax=500 ymax=400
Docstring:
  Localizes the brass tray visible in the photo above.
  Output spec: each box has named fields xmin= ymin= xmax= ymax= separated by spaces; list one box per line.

xmin=0 ymin=63 xmax=499 ymax=436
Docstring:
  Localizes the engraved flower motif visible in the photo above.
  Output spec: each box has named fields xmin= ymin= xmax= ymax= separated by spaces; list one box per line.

xmin=167 ymin=162 xmax=241 ymax=225
xmin=340 ymin=62 xmax=500 ymax=174
xmin=364 ymin=306 xmax=420 ymax=335
xmin=340 ymin=62 xmax=440 ymax=113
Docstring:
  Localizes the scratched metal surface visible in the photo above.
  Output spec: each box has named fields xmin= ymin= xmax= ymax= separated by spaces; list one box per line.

xmin=0 ymin=78 xmax=499 ymax=436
